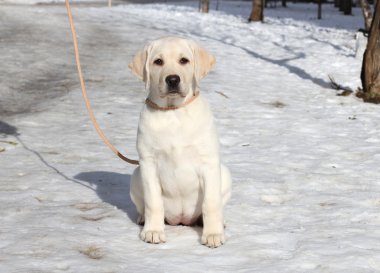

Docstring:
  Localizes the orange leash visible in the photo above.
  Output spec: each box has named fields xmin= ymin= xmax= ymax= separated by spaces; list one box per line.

xmin=65 ymin=0 xmax=139 ymax=165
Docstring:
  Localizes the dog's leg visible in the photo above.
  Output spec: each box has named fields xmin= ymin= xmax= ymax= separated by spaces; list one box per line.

xmin=130 ymin=167 xmax=145 ymax=225
xmin=221 ymin=164 xmax=232 ymax=207
xmin=201 ymin=163 xmax=225 ymax=248
xmin=221 ymin=164 xmax=232 ymax=229
xmin=139 ymin=160 xmax=166 ymax=244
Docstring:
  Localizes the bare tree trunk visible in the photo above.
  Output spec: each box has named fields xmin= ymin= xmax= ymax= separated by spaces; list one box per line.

xmin=200 ymin=0 xmax=209 ymax=13
xmin=282 ymin=0 xmax=287 ymax=7
xmin=359 ymin=0 xmax=380 ymax=103
xmin=248 ymin=0 xmax=264 ymax=22
xmin=360 ymin=0 xmax=373 ymax=31
xmin=334 ymin=0 xmax=340 ymax=8
xmin=317 ymin=0 xmax=322 ymax=19
xmin=342 ymin=0 xmax=352 ymax=15
xmin=339 ymin=0 xmax=345 ymax=11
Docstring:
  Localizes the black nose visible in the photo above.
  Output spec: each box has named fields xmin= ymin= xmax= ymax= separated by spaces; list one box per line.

xmin=165 ymin=75 xmax=180 ymax=88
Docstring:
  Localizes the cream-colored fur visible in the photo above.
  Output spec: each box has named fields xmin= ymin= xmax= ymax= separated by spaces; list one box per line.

xmin=129 ymin=37 xmax=231 ymax=248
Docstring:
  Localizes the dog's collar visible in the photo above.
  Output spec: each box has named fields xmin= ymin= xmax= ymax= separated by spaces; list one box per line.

xmin=145 ymin=93 xmax=199 ymax=111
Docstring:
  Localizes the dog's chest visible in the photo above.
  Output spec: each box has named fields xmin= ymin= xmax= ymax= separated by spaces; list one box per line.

xmin=139 ymin=109 xmax=206 ymax=186
xmin=151 ymin=118 xmax=201 ymax=168
xmin=137 ymin=98 xmax=218 ymax=169
xmin=139 ymin=109 xmax=203 ymax=152
xmin=156 ymin=143 xmax=201 ymax=198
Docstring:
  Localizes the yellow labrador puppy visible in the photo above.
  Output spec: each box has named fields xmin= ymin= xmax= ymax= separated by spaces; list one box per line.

xmin=129 ymin=37 xmax=231 ymax=248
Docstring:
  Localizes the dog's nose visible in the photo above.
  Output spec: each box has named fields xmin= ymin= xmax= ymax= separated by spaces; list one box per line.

xmin=165 ymin=75 xmax=180 ymax=88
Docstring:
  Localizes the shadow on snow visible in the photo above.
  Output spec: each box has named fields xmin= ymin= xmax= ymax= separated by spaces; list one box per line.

xmin=74 ymin=171 xmax=138 ymax=223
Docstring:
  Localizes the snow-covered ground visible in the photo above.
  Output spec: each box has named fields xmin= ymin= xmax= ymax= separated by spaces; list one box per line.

xmin=1 ymin=1 xmax=380 ymax=272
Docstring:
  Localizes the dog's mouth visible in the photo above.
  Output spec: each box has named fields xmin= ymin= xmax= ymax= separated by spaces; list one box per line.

xmin=162 ymin=87 xmax=186 ymax=98
xmin=168 ymin=89 xmax=181 ymax=96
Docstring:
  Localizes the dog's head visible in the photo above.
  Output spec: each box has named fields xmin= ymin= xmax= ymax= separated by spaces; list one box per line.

xmin=129 ymin=37 xmax=215 ymax=107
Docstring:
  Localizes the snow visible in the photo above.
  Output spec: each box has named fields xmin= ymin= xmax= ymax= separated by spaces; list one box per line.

xmin=1 ymin=1 xmax=380 ymax=272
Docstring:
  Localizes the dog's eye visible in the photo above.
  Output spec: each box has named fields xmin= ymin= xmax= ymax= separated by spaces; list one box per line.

xmin=179 ymin=58 xmax=189 ymax=65
xmin=154 ymin=59 xmax=164 ymax=66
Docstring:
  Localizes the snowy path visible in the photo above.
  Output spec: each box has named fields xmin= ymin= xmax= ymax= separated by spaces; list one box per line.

xmin=1 ymin=2 xmax=380 ymax=272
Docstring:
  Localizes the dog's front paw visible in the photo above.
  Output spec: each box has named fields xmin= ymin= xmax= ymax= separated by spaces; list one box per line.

xmin=201 ymin=233 xmax=225 ymax=248
xmin=140 ymin=230 xmax=166 ymax=244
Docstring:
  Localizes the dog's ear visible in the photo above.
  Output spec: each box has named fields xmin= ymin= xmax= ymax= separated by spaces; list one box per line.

xmin=190 ymin=41 xmax=216 ymax=81
xmin=128 ymin=43 xmax=152 ymax=83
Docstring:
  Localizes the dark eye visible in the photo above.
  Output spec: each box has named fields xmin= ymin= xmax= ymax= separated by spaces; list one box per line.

xmin=179 ymin=57 xmax=189 ymax=65
xmin=154 ymin=59 xmax=164 ymax=66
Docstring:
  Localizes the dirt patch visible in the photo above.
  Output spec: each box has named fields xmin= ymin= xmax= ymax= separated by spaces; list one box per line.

xmin=0 ymin=6 xmax=77 ymax=117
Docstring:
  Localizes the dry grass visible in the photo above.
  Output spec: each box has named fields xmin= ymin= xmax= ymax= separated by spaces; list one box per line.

xmin=328 ymin=75 xmax=353 ymax=96
xmin=319 ymin=202 xmax=337 ymax=207
xmin=79 ymin=245 xmax=104 ymax=260
xmin=75 ymin=202 xmax=100 ymax=212
xmin=215 ymin=90 xmax=230 ymax=99
xmin=0 ymin=140 xmax=18 ymax=145
xmin=34 ymin=196 xmax=44 ymax=203
xmin=80 ymin=212 xmax=113 ymax=221
xmin=270 ymin=101 xmax=287 ymax=108
xmin=75 ymin=202 xmax=114 ymax=221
